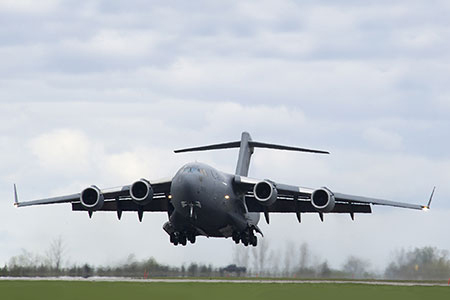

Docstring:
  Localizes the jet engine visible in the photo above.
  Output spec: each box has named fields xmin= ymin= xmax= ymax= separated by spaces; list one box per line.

xmin=253 ymin=181 xmax=278 ymax=206
xmin=80 ymin=185 xmax=104 ymax=210
xmin=130 ymin=179 xmax=154 ymax=205
xmin=311 ymin=188 xmax=335 ymax=212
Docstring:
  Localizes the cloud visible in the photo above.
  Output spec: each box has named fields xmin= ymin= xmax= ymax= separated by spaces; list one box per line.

xmin=363 ymin=127 xmax=403 ymax=150
xmin=29 ymin=129 xmax=95 ymax=173
xmin=0 ymin=0 xmax=60 ymax=14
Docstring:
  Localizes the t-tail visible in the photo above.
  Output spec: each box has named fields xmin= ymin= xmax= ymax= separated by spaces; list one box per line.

xmin=174 ymin=132 xmax=329 ymax=176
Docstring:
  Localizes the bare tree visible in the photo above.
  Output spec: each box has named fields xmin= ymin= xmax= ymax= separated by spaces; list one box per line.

xmin=342 ymin=256 xmax=370 ymax=279
xmin=232 ymin=245 xmax=250 ymax=270
xmin=252 ymin=238 xmax=269 ymax=275
xmin=298 ymin=242 xmax=310 ymax=270
xmin=9 ymin=249 xmax=44 ymax=268
xmin=46 ymin=236 xmax=65 ymax=271
xmin=267 ymin=248 xmax=281 ymax=277
xmin=283 ymin=241 xmax=295 ymax=276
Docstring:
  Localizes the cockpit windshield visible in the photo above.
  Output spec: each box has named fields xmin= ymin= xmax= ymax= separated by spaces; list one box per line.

xmin=184 ymin=166 xmax=200 ymax=173
xmin=182 ymin=166 xmax=207 ymax=176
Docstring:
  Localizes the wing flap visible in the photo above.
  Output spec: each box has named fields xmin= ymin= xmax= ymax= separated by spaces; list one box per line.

xmin=72 ymin=197 xmax=170 ymax=212
xmin=245 ymin=196 xmax=372 ymax=213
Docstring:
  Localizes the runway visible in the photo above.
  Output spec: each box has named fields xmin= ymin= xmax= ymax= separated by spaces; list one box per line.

xmin=1 ymin=277 xmax=448 ymax=287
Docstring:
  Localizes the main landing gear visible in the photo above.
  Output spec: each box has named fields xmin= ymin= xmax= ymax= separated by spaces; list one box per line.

xmin=170 ymin=231 xmax=196 ymax=246
xmin=232 ymin=228 xmax=258 ymax=247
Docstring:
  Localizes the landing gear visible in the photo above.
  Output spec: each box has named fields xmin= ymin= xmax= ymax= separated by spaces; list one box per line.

xmin=250 ymin=234 xmax=257 ymax=247
xmin=232 ymin=228 xmax=258 ymax=247
xmin=170 ymin=231 xmax=196 ymax=246
xmin=179 ymin=235 xmax=187 ymax=246
xmin=187 ymin=233 xmax=196 ymax=244
xmin=170 ymin=233 xmax=178 ymax=245
xmin=241 ymin=232 xmax=249 ymax=246
xmin=232 ymin=232 xmax=240 ymax=244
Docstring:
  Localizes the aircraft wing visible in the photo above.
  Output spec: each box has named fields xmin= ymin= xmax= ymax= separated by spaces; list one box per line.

xmin=14 ymin=178 xmax=173 ymax=220
xmin=234 ymin=175 xmax=432 ymax=220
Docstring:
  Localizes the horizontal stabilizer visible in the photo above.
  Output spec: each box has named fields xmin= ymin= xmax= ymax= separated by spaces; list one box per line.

xmin=174 ymin=141 xmax=241 ymax=153
xmin=175 ymin=140 xmax=329 ymax=155
xmin=249 ymin=141 xmax=329 ymax=154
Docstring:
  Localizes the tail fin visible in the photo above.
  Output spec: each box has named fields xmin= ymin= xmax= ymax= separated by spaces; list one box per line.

xmin=174 ymin=132 xmax=329 ymax=176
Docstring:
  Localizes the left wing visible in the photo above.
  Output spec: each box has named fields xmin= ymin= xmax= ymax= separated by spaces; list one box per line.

xmin=234 ymin=175 xmax=432 ymax=222
xmin=14 ymin=178 xmax=172 ymax=221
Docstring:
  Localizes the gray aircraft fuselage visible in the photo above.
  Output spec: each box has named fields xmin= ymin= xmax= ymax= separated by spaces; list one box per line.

xmin=166 ymin=162 xmax=259 ymax=239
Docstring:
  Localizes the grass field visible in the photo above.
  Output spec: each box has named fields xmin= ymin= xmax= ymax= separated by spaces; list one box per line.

xmin=1 ymin=280 xmax=449 ymax=300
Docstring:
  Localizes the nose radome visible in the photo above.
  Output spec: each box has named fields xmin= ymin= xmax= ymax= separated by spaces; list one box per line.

xmin=179 ymin=173 xmax=201 ymax=200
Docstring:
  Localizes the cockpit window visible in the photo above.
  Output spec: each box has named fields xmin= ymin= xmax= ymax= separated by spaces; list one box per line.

xmin=211 ymin=170 xmax=220 ymax=179
xmin=183 ymin=166 xmax=205 ymax=174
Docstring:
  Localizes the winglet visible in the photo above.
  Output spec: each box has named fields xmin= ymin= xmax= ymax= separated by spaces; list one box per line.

xmin=422 ymin=186 xmax=435 ymax=211
xmin=14 ymin=184 xmax=19 ymax=207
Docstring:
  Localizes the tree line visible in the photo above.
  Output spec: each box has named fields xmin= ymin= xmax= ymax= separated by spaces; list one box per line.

xmin=1 ymin=237 xmax=450 ymax=280
xmin=232 ymin=239 xmax=450 ymax=280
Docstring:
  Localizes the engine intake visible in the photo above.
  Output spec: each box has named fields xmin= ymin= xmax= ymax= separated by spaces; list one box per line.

xmin=311 ymin=188 xmax=335 ymax=212
xmin=253 ymin=181 xmax=278 ymax=206
xmin=80 ymin=186 xmax=104 ymax=210
xmin=130 ymin=179 xmax=154 ymax=205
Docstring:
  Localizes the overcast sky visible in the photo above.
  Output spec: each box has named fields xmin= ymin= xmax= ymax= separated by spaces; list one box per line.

xmin=1 ymin=0 xmax=450 ymax=271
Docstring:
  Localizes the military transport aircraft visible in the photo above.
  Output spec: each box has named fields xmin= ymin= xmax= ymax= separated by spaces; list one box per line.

xmin=14 ymin=132 xmax=434 ymax=247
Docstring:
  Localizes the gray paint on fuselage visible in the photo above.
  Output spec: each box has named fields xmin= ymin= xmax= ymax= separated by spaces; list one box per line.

xmin=169 ymin=162 xmax=256 ymax=237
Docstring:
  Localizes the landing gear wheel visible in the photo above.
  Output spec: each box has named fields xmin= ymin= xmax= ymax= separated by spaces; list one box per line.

xmin=188 ymin=234 xmax=196 ymax=244
xmin=232 ymin=232 xmax=240 ymax=244
xmin=180 ymin=235 xmax=187 ymax=246
xmin=170 ymin=233 xmax=179 ymax=246
xmin=241 ymin=232 xmax=249 ymax=246
xmin=250 ymin=235 xmax=257 ymax=247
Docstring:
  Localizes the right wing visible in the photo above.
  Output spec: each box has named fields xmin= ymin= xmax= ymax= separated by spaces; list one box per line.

xmin=234 ymin=175 xmax=432 ymax=220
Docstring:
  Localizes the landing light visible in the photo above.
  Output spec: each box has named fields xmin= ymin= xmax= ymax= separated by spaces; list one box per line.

xmin=224 ymin=195 xmax=230 ymax=200
xmin=422 ymin=206 xmax=429 ymax=211
xmin=168 ymin=195 xmax=172 ymax=199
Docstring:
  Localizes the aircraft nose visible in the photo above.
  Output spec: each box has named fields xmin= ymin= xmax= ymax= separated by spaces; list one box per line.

xmin=177 ymin=173 xmax=201 ymax=201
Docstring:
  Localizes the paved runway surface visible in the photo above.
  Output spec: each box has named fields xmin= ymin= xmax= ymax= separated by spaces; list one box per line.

xmin=1 ymin=277 xmax=449 ymax=287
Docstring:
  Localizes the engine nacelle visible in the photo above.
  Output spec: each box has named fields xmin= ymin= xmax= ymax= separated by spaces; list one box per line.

xmin=130 ymin=179 xmax=154 ymax=206
xmin=311 ymin=188 xmax=335 ymax=212
xmin=80 ymin=185 xmax=104 ymax=210
xmin=253 ymin=181 xmax=278 ymax=206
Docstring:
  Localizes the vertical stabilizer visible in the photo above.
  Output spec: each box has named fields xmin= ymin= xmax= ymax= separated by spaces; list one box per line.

xmin=235 ymin=132 xmax=254 ymax=176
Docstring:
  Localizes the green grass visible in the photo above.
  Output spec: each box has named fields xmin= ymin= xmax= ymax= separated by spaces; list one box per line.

xmin=0 ymin=280 xmax=448 ymax=300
